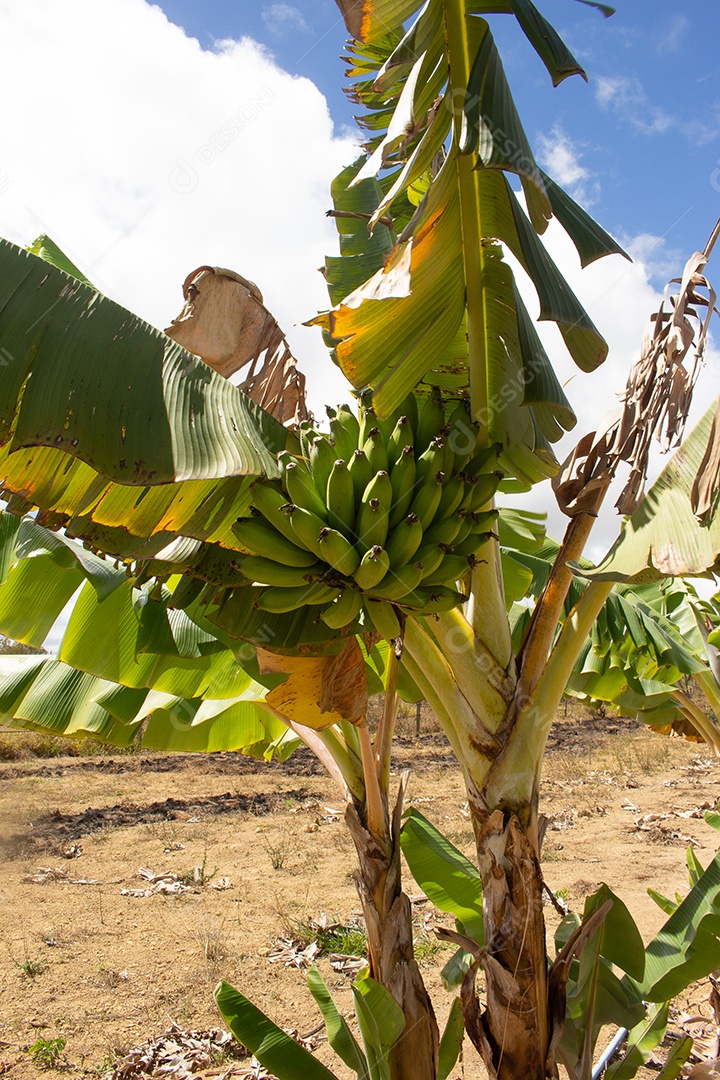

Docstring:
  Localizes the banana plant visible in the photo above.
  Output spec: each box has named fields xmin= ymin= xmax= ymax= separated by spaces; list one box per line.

xmin=312 ymin=0 xmax=720 ymax=1075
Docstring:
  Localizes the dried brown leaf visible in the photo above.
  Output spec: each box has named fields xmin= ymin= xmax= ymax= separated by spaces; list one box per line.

xmin=165 ymin=265 xmax=309 ymax=427
xmin=555 ymin=227 xmax=720 ymax=518
xmin=319 ymin=637 xmax=368 ymax=726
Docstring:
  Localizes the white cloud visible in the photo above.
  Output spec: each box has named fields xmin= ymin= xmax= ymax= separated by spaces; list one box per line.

xmin=595 ymin=74 xmax=674 ymax=135
xmin=536 ymin=125 xmax=599 ymax=206
xmin=0 ymin=0 xmax=357 ymax=415
xmin=621 ymin=233 xmax=685 ymax=283
xmin=656 ymin=15 xmax=688 ymax=56
xmin=261 ymin=3 xmax=308 ymax=35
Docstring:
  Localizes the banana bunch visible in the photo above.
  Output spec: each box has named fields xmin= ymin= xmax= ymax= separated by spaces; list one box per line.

xmin=232 ymin=390 xmax=503 ymax=640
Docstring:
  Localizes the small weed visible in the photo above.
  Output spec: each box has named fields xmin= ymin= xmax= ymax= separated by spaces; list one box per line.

xmin=29 ymin=1036 xmax=66 ymax=1069
xmin=413 ymin=936 xmax=454 ymax=964
xmin=631 ymin=738 xmax=671 ymax=775
xmin=265 ymin=833 xmax=293 ymax=871
xmin=293 ymin=919 xmax=367 ymax=957
xmin=179 ymin=849 xmax=218 ymax=887
xmin=17 ymin=957 xmax=44 ymax=979
xmin=88 ymin=1052 xmax=117 ymax=1077
xmin=191 ymin=918 xmax=229 ymax=965
xmin=554 ymin=887 xmax=570 ymax=901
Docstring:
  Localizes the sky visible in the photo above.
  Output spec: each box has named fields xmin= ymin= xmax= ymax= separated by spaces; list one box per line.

xmin=0 ymin=0 xmax=719 ymax=573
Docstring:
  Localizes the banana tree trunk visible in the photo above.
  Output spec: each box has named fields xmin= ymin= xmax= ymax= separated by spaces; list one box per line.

xmin=346 ymin=797 xmax=440 ymax=1080
xmin=468 ymin=801 xmax=556 ymax=1080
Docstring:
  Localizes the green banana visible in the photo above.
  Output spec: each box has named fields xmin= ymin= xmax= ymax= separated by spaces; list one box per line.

xmin=453 ymin=511 xmax=474 ymax=545
xmin=371 ymin=403 xmax=400 ymax=443
xmin=309 ymin=435 xmax=337 ymax=501
xmin=435 ymin=474 xmax=466 ymax=520
xmin=415 ymin=387 xmax=444 ymax=453
xmin=385 ymin=513 xmax=423 ymax=569
xmin=468 ymin=471 xmax=503 ymax=512
xmin=326 ymin=459 xmax=356 ymax=539
xmin=283 ymin=459 xmax=328 ymax=522
xmin=461 ymin=443 xmax=501 ymax=480
xmin=451 ymin=531 xmax=495 ymax=559
xmin=441 ymin=435 xmax=456 ymax=478
xmin=364 ymin=598 xmax=402 ymax=640
xmin=399 ymin=392 xmax=419 ymax=437
xmin=422 ymin=513 xmax=464 ymax=547
xmin=250 ymin=483 xmax=302 ymax=544
xmin=297 ymin=420 xmax=318 ymax=458
xmin=317 ymin=526 xmax=361 ymax=577
xmin=389 ymin=445 xmax=417 ymax=527
xmin=414 ymin=543 xmax=446 ymax=579
xmin=329 ymin=405 xmax=360 ymax=461
xmin=232 ymin=517 xmax=318 ymax=567
xmin=398 ymin=585 xmax=468 ymax=612
xmin=368 ymin=560 xmax=425 ymax=601
xmin=321 ymin=587 xmax=363 ymax=628
xmin=356 ymin=471 xmax=392 ymax=551
xmin=467 ymin=508 xmax=499 ymax=533
xmin=348 ymin=449 xmax=374 ymax=508
xmin=256 ymin=582 xmax=341 ymax=613
xmin=444 ymin=400 xmax=476 ymax=469
xmin=237 ymin=555 xmax=323 ymax=587
xmin=387 ymin=415 xmax=413 ymax=466
xmin=416 ymin=438 xmax=446 ymax=486
xmin=422 ymin=554 xmax=469 ymax=587
xmin=358 ymin=401 xmax=377 ymax=447
xmin=362 ymin=428 xmax=389 ymax=474
xmin=288 ymin=505 xmax=330 ymax=555
xmin=409 ymin=477 xmax=443 ymax=530
xmin=458 ymin=478 xmax=478 ymax=513
xmin=353 ymin=545 xmax=390 ymax=590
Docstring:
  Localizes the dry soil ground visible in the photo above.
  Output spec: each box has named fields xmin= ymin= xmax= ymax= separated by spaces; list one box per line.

xmin=1 ymin=705 xmax=719 ymax=1078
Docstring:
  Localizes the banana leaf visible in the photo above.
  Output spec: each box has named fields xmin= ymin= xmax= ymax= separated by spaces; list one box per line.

xmin=0 ymin=239 xmax=285 ymax=562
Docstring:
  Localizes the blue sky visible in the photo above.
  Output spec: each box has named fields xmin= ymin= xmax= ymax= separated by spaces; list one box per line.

xmin=153 ymin=0 xmax=720 ymax=273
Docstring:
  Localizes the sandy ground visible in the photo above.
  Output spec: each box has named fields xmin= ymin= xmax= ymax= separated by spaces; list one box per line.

xmin=0 ymin=706 xmax=719 ymax=1078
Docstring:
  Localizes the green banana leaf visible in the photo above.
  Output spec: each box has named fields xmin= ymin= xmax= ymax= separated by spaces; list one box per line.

xmin=437 ymin=999 xmax=464 ymax=1080
xmin=575 ymin=399 xmax=720 ymax=583
xmin=214 ymin=981 xmax=340 ymax=1080
xmin=307 ymin=966 xmax=370 ymax=1079
xmin=351 ymin=969 xmax=406 ymax=1080
xmin=604 ymin=1003 xmax=669 ymax=1080
xmin=26 ymin=233 xmax=94 ymax=287
xmin=0 ymin=238 xmax=285 ymax=562
xmin=0 ymin=652 xmax=299 ymax=758
xmin=558 ymin=884 xmax=647 ymax=1072
xmin=631 ymin=845 xmax=720 ymax=1001
xmin=400 ymin=807 xmax=484 ymax=943
xmin=654 ymin=1037 xmax=693 ymax=1080
xmin=318 ymin=0 xmax=625 ymax=486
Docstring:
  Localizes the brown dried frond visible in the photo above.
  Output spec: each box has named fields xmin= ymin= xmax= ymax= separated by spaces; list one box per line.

xmin=165 ymin=265 xmax=310 ymax=428
xmin=554 ymin=221 xmax=720 ymax=518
